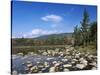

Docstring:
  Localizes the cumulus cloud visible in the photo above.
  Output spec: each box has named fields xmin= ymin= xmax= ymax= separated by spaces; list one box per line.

xmin=23 ymin=28 xmax=62 ymax=38
xmin=41 ymin=14 xmax=63 ymax=23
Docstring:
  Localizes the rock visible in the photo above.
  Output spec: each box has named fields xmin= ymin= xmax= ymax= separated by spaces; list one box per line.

xmin=47 ymin=57 xmax=53 ymax=61
xmin=26 ymin=61 xmax=31 ymax=64
xmin=49 ymin=67 xmax=55 ymax=72
xmin=22 ymin=62 xmax=25 ymax=65
xmin=27 ymin=63 xmax=33 ymax=68
xmin=12 ymin=70 xmax=18 ymax=75
xmin=61 ymin=59 xmax=68 ymax=62
xmin=25 ymin=67 xmax=29 ymax=71
xmin=30 ymin=66 xmax=37 ymax=71
xmin=75 ymin=54 xmax=80 ymax=59
xmin=79 ymin=58 xmax=88 ymax=66
xmin=63 ymin=64 xmax=72 ymax=68
xmin=28 ymin=52 xmax=34 ymax=56
xmin=76 ymin=64 xmax=85 ymax=69
xmin=44 ymin=62 xmax=49 ymax=67
xmin=21 ymin=55 xmax=28 ymax=59
xmin=39 ymin=71 xmax=42 ymax=73
xmin=91 ymin=67 xmax=97 ymax=70
xmin=38 ymin=65 xmax=44 ymax=68
xmin=67 ymin=56 xmax=72 ymax=59
xmin=17 ymin=53 xmax=23 ymax=56
xmin=52 ymin=61 xmax=57 ymax=64
xmin=42 ymin=52 xmax=48 ymax=56
xmin=71 ymin=61 xmax=76 ymax=64
xmin=63 ymin=68 xmax=69 ymax=72
xmin=36 ymin=61 xmax=40 ymax=64
xmin=12 ymin=55 xmax=18 ymax=59
xmin=30 ymin=66 xmax=38 ymax=73
xmin=54 ymin=63 xmax=60 ymax=67
xmin=89 ymin=62 xmax=97 ymax=67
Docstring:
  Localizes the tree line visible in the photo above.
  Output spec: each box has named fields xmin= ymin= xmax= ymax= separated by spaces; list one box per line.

xmin=73 ymin=9 xmax=97 ymax=47
xmin=12 ymin=36 xmax=73 ymax=46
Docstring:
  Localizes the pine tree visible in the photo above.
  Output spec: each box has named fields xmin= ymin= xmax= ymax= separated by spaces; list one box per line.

xmin=81 ymin=9 xmax=90 ymax=46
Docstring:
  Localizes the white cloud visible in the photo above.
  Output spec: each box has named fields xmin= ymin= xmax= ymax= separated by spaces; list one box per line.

xmin=22 ymin=28 xmax=62 ymax=38
xmin=12 ymin=36 xmax=16 ymax=38
xmin=41 ymin=14 xmax=63 ymax=23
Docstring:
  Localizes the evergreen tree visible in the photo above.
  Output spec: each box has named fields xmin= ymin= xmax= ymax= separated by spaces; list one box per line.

xmin=81 ymin=9 xmax=90 ymax=46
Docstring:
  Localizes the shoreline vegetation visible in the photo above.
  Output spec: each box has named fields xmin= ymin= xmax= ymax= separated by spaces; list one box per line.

xmin=12 ymin=9 xmax=97 ymax=74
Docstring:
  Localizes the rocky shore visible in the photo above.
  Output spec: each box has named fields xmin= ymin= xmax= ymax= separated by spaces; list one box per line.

xmin=12 ymin=46 xmax=97 ymax=74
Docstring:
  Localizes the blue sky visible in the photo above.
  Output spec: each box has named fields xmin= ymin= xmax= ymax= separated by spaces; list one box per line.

xmin=12 ymin=1 xmax=97 ymax=38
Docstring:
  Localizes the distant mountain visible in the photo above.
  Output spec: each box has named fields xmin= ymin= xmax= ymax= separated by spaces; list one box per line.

xmin=34 ymin=33 xmax=73 ymax=40
xmin=12 ymin=32 xmax=73 ymax=46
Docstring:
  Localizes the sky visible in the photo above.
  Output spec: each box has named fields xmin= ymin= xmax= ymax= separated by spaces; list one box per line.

xmin=12 ymin=1 xmax=97 ymax=38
